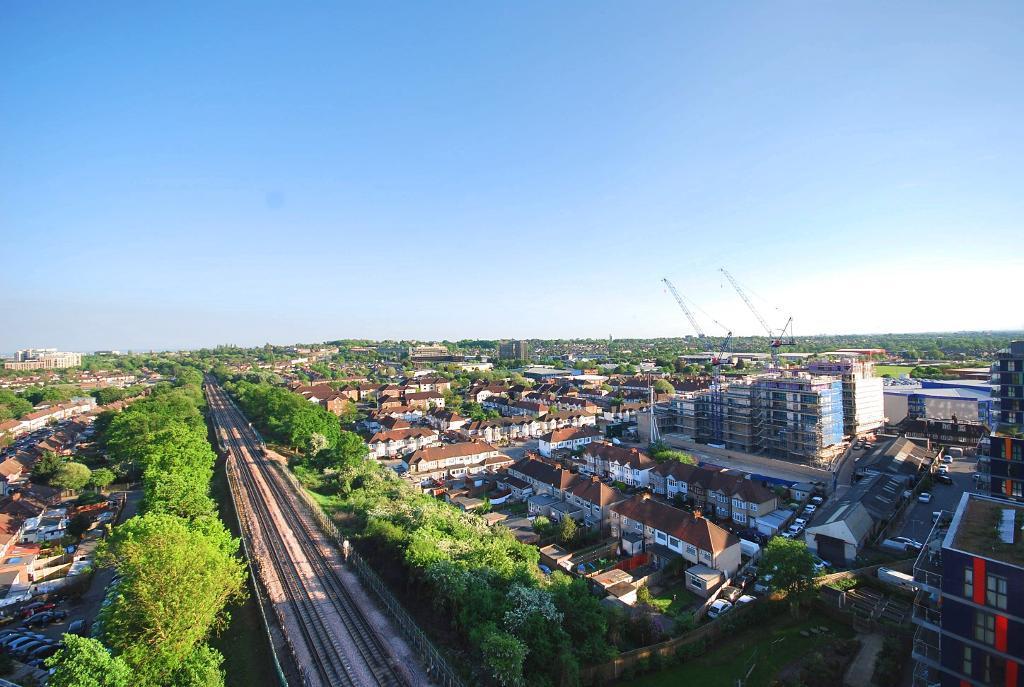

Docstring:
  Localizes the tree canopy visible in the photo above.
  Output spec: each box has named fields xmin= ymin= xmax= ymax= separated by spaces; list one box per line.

xmin=761 ymin=536 xmax=817 ymax=599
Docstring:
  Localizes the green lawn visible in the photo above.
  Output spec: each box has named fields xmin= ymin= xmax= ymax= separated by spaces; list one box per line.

xmin=629 ymin=612 xmax=854 ymax=687
xmin=647 ymin=581 xmax=699 ymax=618
xmin=874 ymin=365 xmax=915 ymax=378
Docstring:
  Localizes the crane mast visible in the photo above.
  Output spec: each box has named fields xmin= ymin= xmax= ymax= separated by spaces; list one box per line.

xmin=662 ymin=278 xmax=705 ymax=338
xmin=661 ymin=278 xmax=732 ymax=444
xmin=719 ymin=267 xmax=795 ymax=371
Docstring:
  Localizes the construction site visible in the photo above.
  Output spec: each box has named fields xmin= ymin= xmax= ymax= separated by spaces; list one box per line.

xmin=647 ymin=271 xmax=885 ymax=467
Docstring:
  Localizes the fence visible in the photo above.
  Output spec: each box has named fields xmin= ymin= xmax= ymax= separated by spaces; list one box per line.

xmin=580 ymin=601 xmax=762 ymax=684
xmin=278 ymin=462 xmax=468 ymax=687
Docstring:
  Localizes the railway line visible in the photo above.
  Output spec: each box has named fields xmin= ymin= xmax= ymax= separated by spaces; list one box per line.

xmin=206 ymin=380 xmax=417 ymax=687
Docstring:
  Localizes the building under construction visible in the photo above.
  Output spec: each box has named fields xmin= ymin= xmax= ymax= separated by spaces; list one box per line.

xmin=646 ymin=371 xmax=847 ymax=464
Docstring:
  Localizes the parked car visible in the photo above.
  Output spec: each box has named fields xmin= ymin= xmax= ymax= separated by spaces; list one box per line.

xmin=918 ymin=492 xmax=932 ymax=503
xmin=935 ymin=473 xmax=953 ymax=485
xmin=940 ymin=455 xmax=953 ymax=464
xmin=793 ymin=518 xmax=808 ymax=528
xmin=17 ymin=603 xmax=47 ymax=620
xmin=707 ymin=599 xmax=733 ymax=619
xmin=719 ymin=585 xmax=743 ymax=603
xmin=736 ymin=594 xmax=757 ymax=606
xmin=803 ymin=504 xmax=817 ymax=514
xmin=890 ymin=536 xmax=924 ymax=550
xmin=811 ymin=556 xmax=831 ymax=573
xmin=735 ymin=571 xmax=756 ymax=590
xmin=67 ymin=619 xmax=89 ymax=636
xmin=809 ymin=496 xmax=824 ymax=506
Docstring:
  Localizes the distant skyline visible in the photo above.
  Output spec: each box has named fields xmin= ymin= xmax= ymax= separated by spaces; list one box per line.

xmin=3 ymin=3 xmax=1023 ymax=351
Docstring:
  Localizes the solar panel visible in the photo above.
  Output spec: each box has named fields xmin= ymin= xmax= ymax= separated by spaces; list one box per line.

xmin=998 ymin=509 xmax=1015 ymax=545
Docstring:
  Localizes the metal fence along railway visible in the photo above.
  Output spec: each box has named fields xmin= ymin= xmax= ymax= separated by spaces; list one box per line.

xmin=207 ymin=381 xmax=415 ymax=687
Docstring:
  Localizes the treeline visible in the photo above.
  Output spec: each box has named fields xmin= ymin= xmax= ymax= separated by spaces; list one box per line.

xmin=314 ymin=450 xmax=613 ymax=687
xmin=221 ymin=379 xmax=341 ymax=451
xmin=47 ymin=371 xmax=246 ymax=687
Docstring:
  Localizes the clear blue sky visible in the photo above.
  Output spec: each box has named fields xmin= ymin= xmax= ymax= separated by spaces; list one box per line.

xmin=2 ymin=2 xmax=1022 ymax=352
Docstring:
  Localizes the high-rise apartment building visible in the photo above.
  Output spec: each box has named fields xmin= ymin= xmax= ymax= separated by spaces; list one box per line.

xmin=988 ymin=341 xmax=1024 ymax=502
xmin=912 ymin=492 xmax=1023 ymax=687
xmin=807 ymin=358 xmax=885 ymax=436
xmin=648 ymin=372 xmax=846 ymax=464
xmin=499 ymin=340 xmax=531 ymax=362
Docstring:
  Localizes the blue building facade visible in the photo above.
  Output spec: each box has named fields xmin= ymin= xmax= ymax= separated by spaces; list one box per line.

xmin=913 ymin=493 xmax=1024 ymax=687
xmin=989 ymin=342 xmax=1024 ymax=502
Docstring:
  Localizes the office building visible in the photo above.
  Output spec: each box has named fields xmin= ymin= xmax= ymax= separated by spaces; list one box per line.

xmin=912 ymin=492 xmax=1023 ymax=686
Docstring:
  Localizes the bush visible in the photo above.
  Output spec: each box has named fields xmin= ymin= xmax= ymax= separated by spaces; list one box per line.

xmin=872 ymin=637 xmax=907 ymax=685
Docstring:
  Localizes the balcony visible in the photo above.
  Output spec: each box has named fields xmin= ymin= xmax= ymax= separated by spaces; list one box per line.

xmin=912 ymin=513 xmax=951 ymax=591
xmin=912 ymin=624 xmax=942 ymax=667
xmin=912 ymin=589 xmax=942 ymax=629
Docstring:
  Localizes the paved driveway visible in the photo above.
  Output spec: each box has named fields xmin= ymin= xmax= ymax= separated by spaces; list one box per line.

xmin=898 ymin=456 xmax=976 ymax=543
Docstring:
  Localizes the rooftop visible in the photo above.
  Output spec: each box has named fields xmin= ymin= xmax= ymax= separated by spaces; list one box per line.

xmin=950 ymin=494 xmax=1024 ymax=568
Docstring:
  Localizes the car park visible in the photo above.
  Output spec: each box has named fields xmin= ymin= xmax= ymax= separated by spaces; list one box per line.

xmin=707 ymin=599 xmax=733 ymax=619
xmin=918 ymin=492 xmax=932 ymax=503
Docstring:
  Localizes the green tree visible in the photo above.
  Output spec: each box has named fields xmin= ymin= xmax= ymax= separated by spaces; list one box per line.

xmin=761 ymin=536 xmax=817 ymax=601
xmin=33 ymin=450 xmax=65 ymax=481
xmin=52 ymin=462 xmax=93 ymax=492
xmin=653 ymin=379 xmax=675 ymax=395
xmin=313 ymin=430 xmax=368 ymax=472
xmin=90 ymin=467 xmax=116 ymax=491
xmin=480 ymin=629 xmax=527 ymax=687
xmin=558 ymin=515 xmax=578 ymax=546
xmin=97 ymin=513 xmax=246 ymax=684
xmin=46 ymin=635 xmax=133 ymax=687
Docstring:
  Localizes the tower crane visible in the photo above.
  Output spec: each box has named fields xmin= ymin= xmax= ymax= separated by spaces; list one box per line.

xmin=719 ymin=268 xmax=795 ymax=372
xmin=662 ymin=278 xmax=733 ymax=444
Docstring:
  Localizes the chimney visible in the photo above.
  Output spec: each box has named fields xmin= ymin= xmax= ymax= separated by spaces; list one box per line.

xmin=10 ymin=492 xmax=20 ymax=501
xmin=693 ymin=509 xmax=702 ymax=519
xmin=591 ymin=475 xmax=599 ymax=483
xmin=641 ymin=492 xmax=651 ymax=501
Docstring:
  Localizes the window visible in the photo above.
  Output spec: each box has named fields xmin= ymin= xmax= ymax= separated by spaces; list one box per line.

xmin=964 ymin=567 xmax=973 ymax=598
xmin=962 ymin=646 xmax=972 ymax=676
xmin=986 ymin=574 xmax=1007 ymax=610
xmin=974 ymin=611 xmax=996 ymax=645
xmin=685 ymin=544 xmax=697 ymax=556
xmin=732 ymin=498 xmax=743 ymax=510
xmin=669 ymin=536 xmax=680 ymax=548
xmin=655 ymin=531 xmax=667 ymax=544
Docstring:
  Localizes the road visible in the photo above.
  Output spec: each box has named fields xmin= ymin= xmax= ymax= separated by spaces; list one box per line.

xmin=897 ymin=454 xmax=976 ymax=543
xmin=206 ymin=380 xmax=427 ymax=687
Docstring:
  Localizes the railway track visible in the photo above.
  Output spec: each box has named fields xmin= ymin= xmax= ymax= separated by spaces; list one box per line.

xmin=206 ymin=382 xmax=411 ymax=687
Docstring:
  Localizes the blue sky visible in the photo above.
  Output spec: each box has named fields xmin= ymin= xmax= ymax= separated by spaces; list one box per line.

xmin=2 ymin=2 xmax=1022 ymax=351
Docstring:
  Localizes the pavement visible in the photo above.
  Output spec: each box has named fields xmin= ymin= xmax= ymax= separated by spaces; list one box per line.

xmin=897 ymin=455 xmax=976 ymax=543
xmin=844 ymin=633 xmax=884 ymax=687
